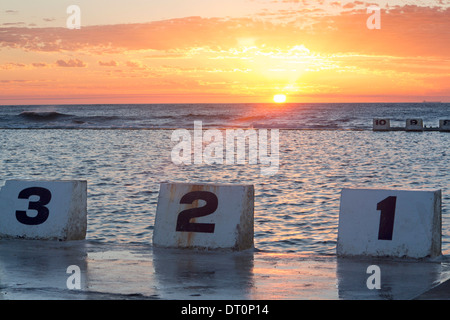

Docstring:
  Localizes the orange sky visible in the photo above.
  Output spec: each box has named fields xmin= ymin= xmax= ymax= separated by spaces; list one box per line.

xmin=1 ymin=1 xmax=449 ymax=104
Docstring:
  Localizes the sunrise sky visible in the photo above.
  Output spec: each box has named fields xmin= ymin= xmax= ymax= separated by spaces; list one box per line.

xmin=1 ymin=0 xmax=449 ymax=104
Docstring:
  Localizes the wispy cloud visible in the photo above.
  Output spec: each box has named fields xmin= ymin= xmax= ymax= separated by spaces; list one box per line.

xmin=55 ymin=59 xmax=86 ymax=67
xmin=0 ymin=6 xmax=448 ymax=57
xmin=98 ymin=60 xmax=118 ymax=66
xmin=2 ymin=22 xmax=25 ymax=26
xmin=32 ymin=62 xmax=48 ymax=67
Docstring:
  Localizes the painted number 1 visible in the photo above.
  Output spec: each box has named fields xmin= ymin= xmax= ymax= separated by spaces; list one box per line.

xmin=16 ymin=187 xmax=52 ymax=225
xmin=176 ymin=191 xmax=218 ymax=233
xmin=377 ymin=196 xmax=397 ymax=240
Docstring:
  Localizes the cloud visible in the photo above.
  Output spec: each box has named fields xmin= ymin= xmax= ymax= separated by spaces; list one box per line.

xmin=0 ymin=17 xmax=233 ymax=52
xmin=0 ymin=79 xmax=31 ymax=83
xmin=0 ymin=62 xmax=26 ymax=69
xmin=32 ymin=62 xmax=48 ymax=67
xmin=126 ymin=60 xmax=145 ymax=68
xmin=55 ymin=59 xmax=86 ymax=67
xmin=98 ymin=60 xmax=118 ymax=66
xmin=0 ymin=6 xmax=448 ymax=58
xmin=2 ymin=22 xmax=26 ymax=26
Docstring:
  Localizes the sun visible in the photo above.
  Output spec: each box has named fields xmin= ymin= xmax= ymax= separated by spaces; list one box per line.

xmin=273 ymin=94 xmax=286 ymax=103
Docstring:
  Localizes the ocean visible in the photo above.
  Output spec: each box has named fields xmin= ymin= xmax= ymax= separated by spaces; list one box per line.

xmin=0 ymin=103 xmax=449 ymax=255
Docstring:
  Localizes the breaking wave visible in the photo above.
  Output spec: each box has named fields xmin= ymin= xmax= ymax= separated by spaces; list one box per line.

xmin=19 ymin=111 xmax=73 ymax=121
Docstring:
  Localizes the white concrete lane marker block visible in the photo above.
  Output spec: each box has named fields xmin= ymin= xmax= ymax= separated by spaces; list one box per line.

xmin=0 ymin=180 xmax=87 ymax=240
xmin=337 ymin=188 xmax=442 ymax=258
xmin=405 ymin=118 xmax=423 ymax=131
xmin=373 ymin=119 xmax=390 ymax=131
xmin=153 ymin=182 xmax=254 ymax=250
xmin=439 ymin=120 xmax=450 ymax=132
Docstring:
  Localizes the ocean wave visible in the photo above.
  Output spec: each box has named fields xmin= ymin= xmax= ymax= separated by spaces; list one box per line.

xmin=0 ymin=103 xmax=447 ymax=130
xmin=18 ymin=111 xmax=73 ymax=121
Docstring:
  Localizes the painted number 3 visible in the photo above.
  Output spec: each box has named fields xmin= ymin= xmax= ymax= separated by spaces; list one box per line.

xmin=16 ymin=187 xmax=52 ymax=225
xmin=176 ymin=191 xmax=218 ymax=233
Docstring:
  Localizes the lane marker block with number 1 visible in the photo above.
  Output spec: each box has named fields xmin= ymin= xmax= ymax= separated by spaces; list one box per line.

xmin=153 ymin=182 xmax=254 ymax=250
xmin=337 ymin=188 xmax=442 ymax=258
xmin=0 ymin=180 xmax=87 ymax=240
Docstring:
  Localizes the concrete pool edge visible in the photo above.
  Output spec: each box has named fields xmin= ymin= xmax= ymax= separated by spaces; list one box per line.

xmin=1 ymin=239 xmax=449 ymax=300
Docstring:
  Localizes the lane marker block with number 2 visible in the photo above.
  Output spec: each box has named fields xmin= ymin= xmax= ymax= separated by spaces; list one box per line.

xmin=0 ymin=180 xmax=87 ymax=240
xmin=337 ymin=188 xmax=442 ymax=258
xmin=153 ymin=182 xmax=254 ymax=250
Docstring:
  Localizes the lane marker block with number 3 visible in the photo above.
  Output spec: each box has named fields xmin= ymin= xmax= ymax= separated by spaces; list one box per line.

xmin=0 ymin=180 xmax=87 ymax=240
xmin=337 ymin=188 xmax=442 ymax=258
xmin=153 ymin=182 xmax=254 ymax=250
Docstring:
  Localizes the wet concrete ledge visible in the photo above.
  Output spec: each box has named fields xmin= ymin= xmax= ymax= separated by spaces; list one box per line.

xmin=0 ymin=239 xmax=449 ymax=300
xmin=413 ymin=278 xmax=450 ymax=300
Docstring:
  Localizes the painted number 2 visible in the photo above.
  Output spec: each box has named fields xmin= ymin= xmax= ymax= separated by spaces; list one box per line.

xmin=176 ymin=191 xmax=218 ymax=233
xmin=377 ymin=196 xmax=397 ymax=240
xmin=16 ymin=187 xmax=52 ymax=225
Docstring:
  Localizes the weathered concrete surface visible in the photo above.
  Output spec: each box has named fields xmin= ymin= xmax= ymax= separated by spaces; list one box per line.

xmin=0 ymin=180 xmax=87 ymax=241
xmin=153 ymin=183 xmax=254 ymax=251
xmin=0 ymin=239 xmax=449 ymax=300
xmin=337 ymin=188 xmax=442 ymax=258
